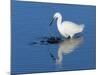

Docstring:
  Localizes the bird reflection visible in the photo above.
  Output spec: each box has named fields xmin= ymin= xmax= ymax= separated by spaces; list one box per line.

xmin=56 ymin=36 xmax=84 ymax=65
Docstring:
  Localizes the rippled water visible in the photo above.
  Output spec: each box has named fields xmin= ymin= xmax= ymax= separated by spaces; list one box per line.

xmin=11 ymin=1 xmax=96 ymax=74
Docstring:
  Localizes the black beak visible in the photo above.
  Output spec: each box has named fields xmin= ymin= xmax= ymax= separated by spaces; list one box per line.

xmin=49 ymin=18 xmax=54 ymax=26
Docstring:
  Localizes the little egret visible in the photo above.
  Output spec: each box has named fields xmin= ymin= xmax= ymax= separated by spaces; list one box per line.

xmin=49 ymin=12 xmax=85 ymax=38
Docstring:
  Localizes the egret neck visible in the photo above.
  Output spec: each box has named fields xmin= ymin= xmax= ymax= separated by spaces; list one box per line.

xmin=56 ymin=14 xmax=62 ymax=28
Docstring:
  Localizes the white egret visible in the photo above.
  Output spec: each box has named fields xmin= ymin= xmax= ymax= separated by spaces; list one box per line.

xmin=50 ymin=12 xmax=85 ymax=38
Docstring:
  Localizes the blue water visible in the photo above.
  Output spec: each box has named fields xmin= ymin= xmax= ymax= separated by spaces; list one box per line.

xmin=11 ymin=1 xmax=96 ymax=74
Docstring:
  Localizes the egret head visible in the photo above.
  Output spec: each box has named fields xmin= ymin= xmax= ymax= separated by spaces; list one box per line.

xmin=54 ymin=12 xmax=61 ymax=19
xmin=49 ymin=12 xmax=61 ymax=26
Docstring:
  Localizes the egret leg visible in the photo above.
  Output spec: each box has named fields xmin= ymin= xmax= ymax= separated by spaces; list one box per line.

xmin=65 ymin=34 xmax=70 ymax=39
xmin=70 ymin=34 xmax=74 ymax=39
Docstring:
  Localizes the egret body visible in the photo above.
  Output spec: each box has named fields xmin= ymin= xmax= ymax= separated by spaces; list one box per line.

xmin=50 ymin=12 xmax=85 ymax=38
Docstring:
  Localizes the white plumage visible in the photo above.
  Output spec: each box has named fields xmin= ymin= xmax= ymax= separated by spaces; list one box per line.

xmin=50 ymin=12 xmax=85 ymax=38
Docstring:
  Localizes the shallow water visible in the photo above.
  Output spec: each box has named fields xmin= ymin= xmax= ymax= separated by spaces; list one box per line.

xmin=11 ymin=1 xmax=96 ymax=74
